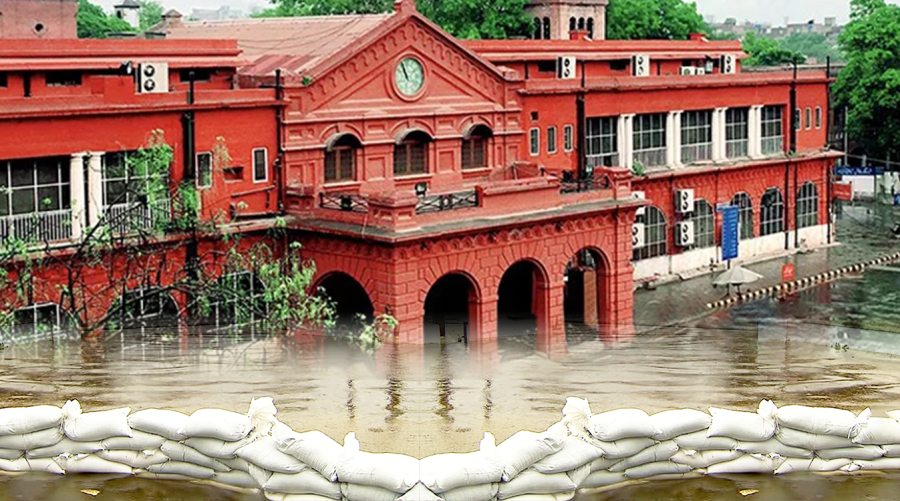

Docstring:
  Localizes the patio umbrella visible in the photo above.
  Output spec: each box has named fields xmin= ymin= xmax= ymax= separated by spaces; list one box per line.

xmin=714 ymin=265 xmax=764 ymax=288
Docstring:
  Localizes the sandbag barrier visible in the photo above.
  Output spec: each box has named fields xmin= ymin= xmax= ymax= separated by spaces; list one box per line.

xmin=3 ymin=399 xmax=900 ymax=500
xmin=706 ymin=251 xmax=900 ymax=310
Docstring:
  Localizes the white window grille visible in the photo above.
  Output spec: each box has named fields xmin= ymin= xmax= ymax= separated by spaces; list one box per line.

xmin=633 ymin=206 xmax=667 ymax=261
xmin=529 ymin=128 xmax=540 ymax=156
xmin=586 ymin=117 xmax=619 ymax=168
xmin=681 ymin=110 xmax=713 ymax=164
xmin=692 ymin=199 xmax=715 ymax=248
xmin=725 ymin=108 xmax=749 ymax=159
xmin=761 ymin=105 xmax=784 ymax=155
xmin=760 ymin=187 xmax=785 ymax=236
xmin=732 ymin=192 xmax=754 ymax=240
xmin=633 ymin=113 xmax=667 ymax=167
xmin=0 ymin=156 xmax=72 ymax=243
xmin=797 ymin=181 xmax=819 ymax=229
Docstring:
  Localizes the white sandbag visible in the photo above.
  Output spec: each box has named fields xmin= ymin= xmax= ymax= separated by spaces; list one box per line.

xmin=561 ymin=397 xmax=592 ymax=439
xmin=145 ymin=460 xmax=216 ymax=478
xmin=0 ymin=405 xmax=63 ymax=436
xmin=673 ymin=431 xmax=738 ymax=452
xmin=335 ymin=449 xmax=419 ymax=493
xmin=593 ymin=437 xmax=656 ymax=459
xmin=502 ymin=494 xmax=574 ymax=501
xmin=775 ymin=427 xmax=857 ymax=450
xmin=397 ymin=483 xmax=443 ymax=501
xmin=530 ymin=437 xmax=605 ymax=473
xmin=883 ymin=444 xmax=900 ymax=457
xmin=650 ymin=410 xmax=712 ymax=441
xmin=566 ymin=462 xmax=591 ymax=488
xmin=420 ymin=451 xmax=504 ymax=492
xmin=54 ymin=453 xmax=133 ymax=475
xmin=581 ymin=470 xmax=627 ymax=489
xmin=608 ymin=441 xmax=679 ymax=472
xmin=817 ymin=445 xmax=884 ymax=460
xmin=439 ymin=483 xmax=499 ymax=501
xmin=237 ymin=436 xmax=307 ymax=474
xmin=212 ymin=469 xmax=260 ymax=489
xmin=247 ymin=397 xmax=279 ymax=439
xmin=495 ymin=428 xmax=564 ymax=481
xmin=623 ymin=461 xmax=692 ymax=479
xmin=0 ymin=426 xmax=63 ymax=450
xmin=179 ymin=408 xmax=251 ymax=441
xmin=735 ymin=439 xmax=813 ymax=459
xmin=101 ymin=430 xmax=166 ymax=451
xmin=888 ymin=410 xmax=900 ymax=423
xmin=340 ymin=483 xmax=400 ymax=501
xmin=263 ymin=471 xmax=341 ymax=498
xmin=160 ymin=440 xmax=232 ymax=472
xmin=497 ymin=470 xmax=575 ymax=500
xmin=249 ymin=463 xmax=273 ymax=487
xmin=0 ymin=457 xmax=65 ymax=474
xmin=706 ymin=454 xmax=785 ymax=475
xmin=775 ymin=405 xmax=868 ymax=437
xmin=587 ymin=409 xmax=658 ymax=442
xmin=774 ymin=457 xmax=852 ymax=475
xmin=670 ymin=449 xmax=742 ymax=469
xmin=274 ymin=424 xmax=345 ymax=481
xmin=0 ymin=449 xmax=22 ymax=460
xmin=852 ymin=417 xmax=900 ymax=445
xmin=706 ymin=401 xmax=777 ymax=442
xmin=851 ymin=458 xmax=900 ymax=470
xmin=184 ymin=436 xmax=254 ymax=459
xmin=26 ymin=438 xmax=102 ymax=458
xmin=222 ymin=456 xmax=252 ymax=472
xmin=61 ymin=401 xmax=132 ymax=442
xmin=265 ymin=495 xmax=339 ymax=501
xmin=96 ymin=449 xmax=169 ymax=469
xmin=586 ymin=457 xmax=617 ymax=472
xmin=127 ymin=409 xmax=190 ymax=441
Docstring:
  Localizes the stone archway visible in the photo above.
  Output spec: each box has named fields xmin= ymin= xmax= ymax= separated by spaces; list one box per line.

xmin=315 ymin=272 xmax=376 ymax=330
xmin=497 ymin=259 xmax=551 ymax=337
xmin=563 ymin=247 xmax=611 ymax=333
xmin=423 ymin=273 xmax=480 ymax=344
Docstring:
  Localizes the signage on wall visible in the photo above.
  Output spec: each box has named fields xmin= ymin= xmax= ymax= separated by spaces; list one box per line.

xmin=720 ymin=205 xmax=740 ymax=262
xmin=834 ymin=165 xmax=884 ymax=176
xmin=833 ymin=182 xmax=853 ymax=201
xmin=782 ymin=263 xmax=796 ymax=283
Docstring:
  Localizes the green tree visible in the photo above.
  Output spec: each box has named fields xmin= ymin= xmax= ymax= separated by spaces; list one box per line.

xmin=139 ymin=0 xmax=165 ymax=30
xmin=605 ymin=0 xmax=708 ymax=40
xmin=77 ymin=0 xmax=134 ymax=38
xmin=741 ymin=32 xmax=806 ymax=66
xmin=833 ymin=0 xmax=900 ymax=159
xmin=780 ymin=32 xmax=842 ymax=63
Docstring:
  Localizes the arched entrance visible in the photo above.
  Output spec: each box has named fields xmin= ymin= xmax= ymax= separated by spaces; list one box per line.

xmin=315 ymin=272 xmax=375 ymax=331
xmin=564 ymin=248 xmax=609 ymax=333
xmin=497 ymin=260 xmax=550 ymax=337
xmin=423 ymin=273 xmax=479 ymax=344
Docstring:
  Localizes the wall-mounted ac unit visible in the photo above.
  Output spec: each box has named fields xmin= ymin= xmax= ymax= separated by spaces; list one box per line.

xmin=136 ymin=62 xmax=169 ymax=94
xmin=721 ymin=54 xmax=736 ymax=74
xmin=694 ymin=67 xmax=707 ymax=75
xmin=680 ymin=66 xmax=696 ymax=76
xmin=675 ymin=188 xmax=694 ymax=214
xmin=676 ymin=220 xmax=695 ymax=247
xmin=632 ymin=55 xmax=650 ymax=77
xmin=632 ymin=190 xmax=646 ymax=217
xmin=557 ymin=56 xmax=576 ymax=79
xmin=632 ymin=223 xmax=646 ymax=248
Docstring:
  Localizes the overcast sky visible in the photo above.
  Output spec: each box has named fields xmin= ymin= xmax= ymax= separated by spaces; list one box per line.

xmin=94 ymin=0 xmax=900 ymax=26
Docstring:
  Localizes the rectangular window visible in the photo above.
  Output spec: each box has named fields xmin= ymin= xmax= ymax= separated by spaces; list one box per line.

xmin=0 ymin=73 xmax=7 ymax=88
xmin=761 ymin=105 xmax=785 ymax=155
xmin=633 ymin=113 xmax=667 ymax=167
xmin=13 ymin=303 xmax=63 ymax=337
xmin=180 ymin=69 xmax=212 ymax=82
xmin=1 ymin=157 xmax=72 ymax=242
xmin=529 ymin=128 xmax=540 ymax=156
xmin=805 ymin=107 xmax=812 ymax=130
xmin=461 ymin=137 xmax=487 ymax=170
xmin=325 ymin=147 xmax=357 ymax=181
xmin=815 ymin=107 xmax=823 ymax=129
xmin=196 ymin=152 xmax=212 ymax=189
xmin=547 ymin=126 xmax=558 ymax=154
xmin=725 ymin=108 xmax=749 ymax=158
xmin=102 ymin=151 xmax=170 ymax=232
xmin=536 ymin=61 xmax=556 ymax=73
xmin=586 ymin=117 xmax=619 ymax=168
xmin=610 ymin=60 xmax=629 ymax=72
xmin=793 ymin=108 xmax=801 ymax=131
xmin=45 ymin=71 xmax=81 ymax=87
xmin=680 ymin=110 xmax=713 ymax=164
xmin=563 ymin=125 xmax=573 ymax=152
xmin=253 ymin=148 xmax=268 ymax=182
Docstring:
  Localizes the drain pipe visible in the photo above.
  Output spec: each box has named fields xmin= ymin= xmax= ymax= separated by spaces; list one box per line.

xmin=275 ymin=68 xmax=285 ymax=214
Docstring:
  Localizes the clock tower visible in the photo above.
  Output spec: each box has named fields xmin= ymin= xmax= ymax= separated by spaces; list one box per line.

xmin=525 ymin=0 xmax=609 ymax=40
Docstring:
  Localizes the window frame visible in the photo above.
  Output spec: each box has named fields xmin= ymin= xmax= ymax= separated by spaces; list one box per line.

xmin=760 ymin=187 xmax=785 ymax=237
xmin=732 ymin=192 xmax=754 ymax=240
xmin=681 ymin=110 xmax=713 ymax=164
xmin=529 ymin=128 xmax=540 ymax=156
xmin=725 ymin=108 xmax=750 ymax=159
xmin=691 ymin=199 xmax=715 ymax=248
xmin=761 ymin=105 xmax=785 ymax=155
xmin=796 ymin=181 xmax=819 ymax=229
xmin=461 ymin=135 xmax=488 ymax=171
xmin=547 ymin=126 xmax=558 ymax=154
xmin=805 ymin=107 xmax=812 ymax=130
xmin=393 ymin=137 xmax=429 ymax=177
xmin=12 ymin=303 xmax=66 ymax=338
xmin=563 ymin=125 xmax=574 ymax=152
xmin=633 ymin=206 xmax=668 ymax=261
xmin=586 ymin=116 xmax=619 ymax=168
xmin=325 ymin=145 xmax=357 ymax=183
xmin=1 ymin=156 xmax=71 ymax=218
xmin=815 ymin=107 xmax=823 ymax=129
xmin=252 ymin=148 xmax=268 ymax=183
xmin=45 ymin=71 xmax=81 ymax=87
xmin=633 ymin=113 xmax=668 ymax=167
xmin=196 ymin=151 xmax=213 ymax=189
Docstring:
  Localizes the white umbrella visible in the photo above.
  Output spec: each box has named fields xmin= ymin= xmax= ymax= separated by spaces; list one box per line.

xmin=714 ymin=265 xmax=764 ymax=287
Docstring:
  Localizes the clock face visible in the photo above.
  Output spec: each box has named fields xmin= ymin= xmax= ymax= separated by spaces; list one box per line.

xmin=395 ymin=57 xmax=425 ymax=96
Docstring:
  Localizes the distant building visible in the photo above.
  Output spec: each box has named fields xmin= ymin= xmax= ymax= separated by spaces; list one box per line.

xmin=189 ymin=5 xmax=244 ymax=21
xmin=525 ymin=0 xmax=609 ymax=40
xmin=114 ymin=0 xmax=142 ymax=29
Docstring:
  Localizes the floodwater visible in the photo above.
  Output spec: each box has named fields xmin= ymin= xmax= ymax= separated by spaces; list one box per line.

xmin=2 ymin=206 xmax=900 ymax=500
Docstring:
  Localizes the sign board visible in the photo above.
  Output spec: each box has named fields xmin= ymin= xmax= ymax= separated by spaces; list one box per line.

xmin=835 ymin=165 xmax=884 ymax=176
xmin=782 ymin=263 xmax=796 ymax=283
xmin=721 ymin=206 xmax=740 ymax=262
xmin=833 ymin=182 xmax=854 ymax=201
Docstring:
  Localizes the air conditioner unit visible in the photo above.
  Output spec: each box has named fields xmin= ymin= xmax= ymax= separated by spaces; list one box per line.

xmin=694 ymin=67 xmax=707 ymax=75
xmin=632 ymin=190 xmax=646 ymax=216
xmin=675 ymin=188 xmax=695 ymax=214
xmin=632 ymin=54 xmax=650 ymax=77
xmin=676 ymin=220 xmax=695 ymax=247
xmin=680 ymin=66 xmax=696 ymax=76
xmin=557 ymin=56 xmax=576 ymax=80
xmin=721 ymin=54 xmax=736 ymax=74
xmin=136 ymin=62 xmax=169 ymax=94
xmin=632 ymin=223 xmax=646 ymax=248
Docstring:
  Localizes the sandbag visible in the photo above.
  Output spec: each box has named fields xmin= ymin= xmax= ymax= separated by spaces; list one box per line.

xmin=672 ymin=431 xmax=737 ymax=452
xmin=707 ymin=401 xmax=777 ymax=442
xmin=179 ymin=408 xmax=251 ymax=442
xmin=160 ymin=440 xmax=232 ymax=472
xmin=774 ymin=457 xmax=852 ymax=475
xmin=25 ymin=438 xmax=102 ymax=458
xmin=497 ymin=470 xmax=575 ymax=500
xmin=566 ymin=462 xmax=591 ymax=488
xmin=0 ymin=457 xmax=65 ymax=474
xmin=775 ymin=405 xmax=868 ymax=437
xmin=397 ymin=483 xmax=442 ymax=501
xmin=54 ymin=453 xmax=133 ymax=475
xmin=0 ymin=449 xmax=22 ymax=461
xmin=581 ymin=470 xmax=627 ymax=489
xmin=211 ymin=469 xmax=260 ymax=489
xmin=249 ymin=463 xmax=273 ymax=487
xmin=145 ymin=460 xmax=216 ymax=479
xmin=263 ymin=471 xmax=341 ymax=499
xmin=420 ymin=451 xmax=504 ymax=492
xmin=274 ymin=425 xmax=345 ymax=481
xmin=608 ymin=441 xmax=679 ymax=472
xmin=0 ymin=405 xmax=63 ymax=436
xmin=706 ymin=454 xmax=785 ymax=475
xmin=335 ymin=449 xmax=419 ymax=493
xmin=530 ymin=437 xmax=605 ymax=473
xmin=184 ymin=436 xmax=255 ymax=459
xmin=883 ymin=444 xmax=900 ymax=457
xmin=851 ymin=417 xmax=900 ymax=445
xmin=61 ymin=401 xmax=132 ymax=442
xmin=96 ymin=449 xmax=169 ymax=469
xmin=0 ymin=426 xmax=63 ymax=450
xmin=885 ymin=410 xmax=900 ymax=423
xmin=101 ymin=430 xmax=166 ymax=451
xmin=238 ymin=436 xmax=307 ymax=474
xmin=851 ymin=458 xmax=900 ymax=470
xmin=650 ymin=409 xmax=712 ymax=441
xmin=222 ymin=456 xmax=252 ymax=472
xmin=503 ymin=493 xmax=574 ymax=501
xmin=494 ymin=428 xmax=564 ymax=481
xmin=817 ymin=445 xmax=884 ymax=460
xmin=623 ymin=461 xmax=692 ymax=479
xmin=127 ymin=409 xmax=190 ymax=441
xmin=735 ymin=439 xmax=813 ymax=459
xmin=561 ymin=398 xmax=592 ymax=439
xmin=593 ymin=437 xmax=656 ymax=459
xmin=670 ymin=449 xmax=742 ymax=469
xmin=775 ymin=427 xmax=857 ymax=450
xmin=587 ymin=409 xmax=658 ymax=442
xmin=264 ymin=495 xmax=340 ymax=501
xmin=439 ymin=483 xmax=499 ymax=501
xmin=586 ymin=457 xmax=617 ymax=472
xmin=340 ymin=483 xmax=400 ymax=501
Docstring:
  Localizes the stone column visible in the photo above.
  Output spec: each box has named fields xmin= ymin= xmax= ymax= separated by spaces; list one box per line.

xmin=713 ymin=108 xmax=728 ymax=162
xmin=620 ymin=114 xmax=635 ymax=171
xmin=86 ymin=152 xmax=104 ymax=228
xmin=672 ymin=111 xmax=683 ymax=167
xmin=69 ymin=153 xmax=86 ymax=241
xmin=666 ymin=111 xmax=677 ymax=167
xmin=749 ymin=105 xmax=764 ymax=159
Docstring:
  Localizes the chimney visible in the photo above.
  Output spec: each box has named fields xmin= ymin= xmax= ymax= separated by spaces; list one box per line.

xmin=114 ymin=0 xmax=142 ymax=30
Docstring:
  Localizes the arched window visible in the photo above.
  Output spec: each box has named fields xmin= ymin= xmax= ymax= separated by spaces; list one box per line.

xmin=760 ymin=187 xmax=785 ymax=236
xmin=394 ymin=130 xmax=431 ymax=177
xmin=634 ymin=206 xmax=667 ymax=261
xmin=12 ymin=302 xmax=68 ymax=338
xmin=569 ymin=17 xmax=576 ymax=33
xmin=110 ymin=287 xmax=180 ymax=334
xmin=732 ymin=192 xmax=754 ymax=240
xmin=461 ymin=125 xmax=492 ymax=170
xmin=796 ymin=181 xmax=819 ymax=229
xmin=197 ymin=271 xmax=267 ymax=335
xmin=693 ymin=199 xmax=715 ymax=248
xmin=324 ymin=134 xmax=361 ymax=183
xmin=587 ymin=18 xmax=595 ymax=38
xmin=533 ymin=18 xmax=542 ymax=39
xmin=542 ymin=17 xmax=551 ymax=40
xmin=577 ymin=17 xmax=585 ymax=30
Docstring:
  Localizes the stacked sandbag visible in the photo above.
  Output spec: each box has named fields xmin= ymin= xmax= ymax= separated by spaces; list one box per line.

xmin=768 ymin=404 xmax=874 ymax=474
xmin=0 ymin=404 xmax=65 ymax=473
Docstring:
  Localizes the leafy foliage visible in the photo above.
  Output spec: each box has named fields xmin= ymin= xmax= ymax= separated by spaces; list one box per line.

xmin=139 ymin=0 xmax=165 ymax=30
xmin=780 ymin=33 xmax=842 ymax=64
xmin=741 ymin=33 xmax=806 ymax=67
xmin=605 ymin=0 xmax=707 ymax=40
xmin=77 ymin=0 xmax=135 ymax=38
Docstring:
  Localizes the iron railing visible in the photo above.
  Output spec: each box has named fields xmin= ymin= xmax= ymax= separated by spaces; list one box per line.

xmin=319 ymin=192 xmax=369 ymax=213
xmin=560 ymin=170 xmax=614 ymax=194
xmin=104 ymin=199 xmax=171 ymax=234
xmin=0 ymin=209 xmax=72 ymax=243
xmin=415 ymin=190 xmax=479 ymax=214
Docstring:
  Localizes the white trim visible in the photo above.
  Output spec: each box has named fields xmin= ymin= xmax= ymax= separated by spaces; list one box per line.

xmin=529 ymin=127 xmax=540 ymax=156
xmin=547 ymin=125 xmax=558 ymax=154
xmin=815 ymin=107 xmax=823 ymax=130
xmin=805 ymin=107 xmax=812 ymax=130
xmin=196 ymin=151 xmax=213 ymax=189
xmin=252 ymin=147 xmax=269 ymax=183
xmin=563 ymin=124 xmax=573 ymax=152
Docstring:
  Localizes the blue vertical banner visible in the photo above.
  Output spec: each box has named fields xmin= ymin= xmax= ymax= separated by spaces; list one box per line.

xmin=721 ymin=205 xmax=740 ymax=262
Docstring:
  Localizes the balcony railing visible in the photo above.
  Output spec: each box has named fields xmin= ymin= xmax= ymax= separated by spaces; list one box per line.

xmin=415 ymin=190 xmax=479 ymax=214
xmin=0 ymin=209 xmax=72 ymax=243
xmin=560 ymin=169 xmax=614 ymax=194
xmin=319 ymin=193 xmax=369 ymax=213
xmin=104 ymin=199 xmax=171 ymax=234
